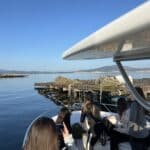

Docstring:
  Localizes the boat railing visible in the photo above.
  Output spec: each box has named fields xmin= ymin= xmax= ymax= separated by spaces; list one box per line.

xmin=100 ymin=103 xmax=117 ymax=113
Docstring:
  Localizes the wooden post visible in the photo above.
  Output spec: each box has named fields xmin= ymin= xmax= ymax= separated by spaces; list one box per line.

xmin=68 ymin=84 xmax=72 ymax=97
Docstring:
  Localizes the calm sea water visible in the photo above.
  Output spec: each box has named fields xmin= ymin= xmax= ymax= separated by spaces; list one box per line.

xmin=0 ymin=72 xmax=149 ymax=150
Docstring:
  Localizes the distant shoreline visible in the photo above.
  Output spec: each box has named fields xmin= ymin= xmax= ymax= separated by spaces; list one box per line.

xmin=0 ymin=74 xmax=27 ymax=78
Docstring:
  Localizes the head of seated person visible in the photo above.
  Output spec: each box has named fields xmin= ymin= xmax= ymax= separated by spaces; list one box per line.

xmin=84 ymin=92 xmax=93 ymax=104
xmin=135 ymin=86 xmax=145 ymax=99
xmin=23 ymin=117 xmax=59 ymax=150
xmin=71 ymin=123 xmax=84 ymax=149
xmin=72 ymin=123 xmax=84 ymax=139
xmin=128 ymin=87 xmax=145 ymax=102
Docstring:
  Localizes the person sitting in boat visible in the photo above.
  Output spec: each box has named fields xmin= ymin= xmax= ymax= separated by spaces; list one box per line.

xmin=71 ymin=123 xmax=84 ymax=150
xmin=80 ymin=92 xmax=93 ymax=127
xmin=87 ymin=103 xmax=107 ymax=150
xmin=129 ymin=87 xmax=149 ymax=150
xmin=55 ymin=107 xmax=72 ymax=149
xmin=62 ymin=122 xmax=85 ymax=150
xmin=109 ymin=97 xmax=130 ymax=150
xmin=56 ymin=107 xmax=72 ymax=133
xmin=23 ymin=117 xmax=59 ymax=150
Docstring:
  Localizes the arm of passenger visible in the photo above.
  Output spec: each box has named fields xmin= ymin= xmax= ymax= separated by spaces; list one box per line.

xmin=107 ymin=115 xmax=119 ymax=126
xmin=64 ymin=134 xmax=74 ymax=147
xmin=62 ymin=122 xmax=76 ymax=150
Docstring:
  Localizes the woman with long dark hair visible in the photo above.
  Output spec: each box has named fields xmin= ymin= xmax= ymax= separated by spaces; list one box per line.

xmin=110 ymin=97 xmax=130 ymax=150
xmin=56 ymin=107 xmax=72 ymax=133
xmin=55 ymin=107 xmax=72 ymax=149
xmin=129 ymin=87 xmax=149 ymax=150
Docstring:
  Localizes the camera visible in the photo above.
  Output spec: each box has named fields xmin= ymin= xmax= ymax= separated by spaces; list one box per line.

xmin=56 ymin=124 xmax=64 ymax=132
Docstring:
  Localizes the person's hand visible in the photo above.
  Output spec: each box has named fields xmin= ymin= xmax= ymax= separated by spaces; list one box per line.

xmin=62 ymin=122 xmax=69 ymax=139
xmin=107 ymin=115 xmax=118 ymax=125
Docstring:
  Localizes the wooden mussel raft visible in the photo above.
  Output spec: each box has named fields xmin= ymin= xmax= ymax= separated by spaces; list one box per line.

xmin=35 ymin=76 xmax=126 ymax=110
xmin=34 ymin=76 xmax=150 ymax=111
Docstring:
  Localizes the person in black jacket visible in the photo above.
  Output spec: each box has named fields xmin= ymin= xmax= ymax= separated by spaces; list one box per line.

xmin=88 ymin=103 xmax=105 ymax=149
xmin=55 ymin=107 xmax=72 ymax=149
xmin=129 ymin=87 xmax=149 ymax=150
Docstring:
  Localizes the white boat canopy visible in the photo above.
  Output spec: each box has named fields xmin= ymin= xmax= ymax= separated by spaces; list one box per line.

xmin=62 ymin=1 xmax=150 ymax=111
xmin=62 ymin=1 xmax=150 ymax=61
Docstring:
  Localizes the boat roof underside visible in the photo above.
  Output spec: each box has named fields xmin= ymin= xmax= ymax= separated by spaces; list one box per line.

xmin=62 ymin=1 xmax=150 ymax=60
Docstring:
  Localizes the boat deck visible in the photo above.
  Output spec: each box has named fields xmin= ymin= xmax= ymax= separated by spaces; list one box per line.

xmin=53 ymin=110 xmax=150 ymax=150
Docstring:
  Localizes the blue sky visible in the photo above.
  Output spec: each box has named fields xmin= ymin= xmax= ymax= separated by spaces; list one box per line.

xmin=0 ymin=0 xmax=148 ymax=71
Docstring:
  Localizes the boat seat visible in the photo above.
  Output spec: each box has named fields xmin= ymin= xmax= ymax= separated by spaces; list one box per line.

xmin=71 ymin=111 xmax=81 ymax=124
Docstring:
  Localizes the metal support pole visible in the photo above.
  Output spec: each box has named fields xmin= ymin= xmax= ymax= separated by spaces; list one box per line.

xmin=116 ymin=61 xmax=150 ymax=111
